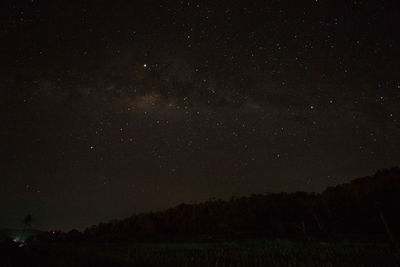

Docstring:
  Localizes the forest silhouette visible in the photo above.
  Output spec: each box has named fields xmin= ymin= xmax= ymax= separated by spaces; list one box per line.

xmin=40 ymin=167 xmax=400 ymax=243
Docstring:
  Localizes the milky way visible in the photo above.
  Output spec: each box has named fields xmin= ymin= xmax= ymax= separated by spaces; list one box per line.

xmin=1 ymin=0 xmax=399 ymax=230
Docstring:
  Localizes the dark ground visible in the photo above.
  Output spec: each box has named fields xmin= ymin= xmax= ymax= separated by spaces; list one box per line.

xmin=1 ymin=239 xmax=399 ymax=267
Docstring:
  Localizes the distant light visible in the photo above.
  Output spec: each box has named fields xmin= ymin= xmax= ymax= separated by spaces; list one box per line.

xmin=143 ymin=64 xmax=147 ymax=68
xmin=52 ymin=231 xmax=56 ymax=235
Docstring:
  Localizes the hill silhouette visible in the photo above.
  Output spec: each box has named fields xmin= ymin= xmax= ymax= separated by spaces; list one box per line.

xmin=46 ymin=167 xmax=400 ymax=243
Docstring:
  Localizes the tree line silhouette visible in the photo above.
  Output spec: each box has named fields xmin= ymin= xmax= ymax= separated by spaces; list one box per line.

xmin=40 ymin=167 xmax=400 ymax=243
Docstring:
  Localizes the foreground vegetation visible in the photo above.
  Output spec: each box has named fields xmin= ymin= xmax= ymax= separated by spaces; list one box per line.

xmin=79 ymin=167 xmax=400 ymax=243
xmin=2 ymin=168 xmax=399 ymax=266
xmin=2 ymin=239 xmax=399 ymax=267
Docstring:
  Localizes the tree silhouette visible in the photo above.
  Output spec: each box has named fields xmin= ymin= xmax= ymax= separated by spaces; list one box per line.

xmin=73 ymin=167 xmax=400 ymax=243
xmin=20 ymin=214 xmax=33 ymax=241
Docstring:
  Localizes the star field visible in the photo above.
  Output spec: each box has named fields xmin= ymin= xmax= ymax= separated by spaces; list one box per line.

xmin=1 ymin=0 xmax=399 ymax=230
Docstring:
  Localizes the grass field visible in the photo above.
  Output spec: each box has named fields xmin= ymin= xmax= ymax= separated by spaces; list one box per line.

xmin=3 ymin=240 xmax=400 ymax=267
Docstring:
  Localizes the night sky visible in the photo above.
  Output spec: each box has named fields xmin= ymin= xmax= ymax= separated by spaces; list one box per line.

xmin=1 ymin=0 xmax=399 ymax=231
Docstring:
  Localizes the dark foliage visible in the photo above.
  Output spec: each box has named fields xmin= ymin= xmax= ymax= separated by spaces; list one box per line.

xmin=54 ymin=167 xmax=400 ymax=242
